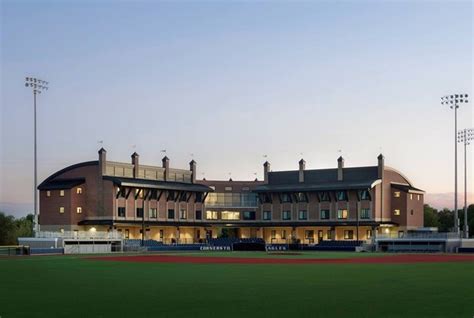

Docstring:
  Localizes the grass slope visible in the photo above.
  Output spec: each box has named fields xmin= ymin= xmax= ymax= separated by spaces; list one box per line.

xmin=0 ymin=253 xmax=473 ymax=318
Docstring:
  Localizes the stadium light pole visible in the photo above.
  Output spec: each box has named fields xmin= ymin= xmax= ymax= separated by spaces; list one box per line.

xmin=441 ymin=94 xmax=468 ymax=235
xmin=25 ymin=77 xmax=48 ymax=236
xmin=458 ymin=128 xmax=473 ymax=238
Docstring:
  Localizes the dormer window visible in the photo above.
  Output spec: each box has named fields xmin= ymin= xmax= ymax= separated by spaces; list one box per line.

xmin=358 ymin=190 xmax=371 ymax=200
xmin=259 ymin=193 xmax=272 ymax=204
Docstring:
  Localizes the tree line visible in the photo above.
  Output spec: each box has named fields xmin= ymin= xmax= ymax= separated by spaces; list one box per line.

xmin=424 ymin=204 xmax=474 ymax=236
xmin=0 ymin=212 xmax=34 ymax=245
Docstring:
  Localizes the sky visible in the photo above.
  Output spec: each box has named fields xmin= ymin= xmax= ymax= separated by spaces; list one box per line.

xmin=0 ymin=0 xmax=473 ymax=217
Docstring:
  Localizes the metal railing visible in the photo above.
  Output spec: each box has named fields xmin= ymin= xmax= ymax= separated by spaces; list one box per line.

xmin=36 ymin=231 xmax=123 ymax=240
xmin=376 ymin=232 xmax=459 ymax=240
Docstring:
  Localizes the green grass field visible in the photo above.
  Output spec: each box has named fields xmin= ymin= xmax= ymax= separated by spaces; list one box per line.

xmin=1 ymin=252 xmax=473 ymax=318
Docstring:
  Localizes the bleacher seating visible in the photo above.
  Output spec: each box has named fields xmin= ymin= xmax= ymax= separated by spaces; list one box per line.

xmin=123 ymin=239 xmax=164 ymax=247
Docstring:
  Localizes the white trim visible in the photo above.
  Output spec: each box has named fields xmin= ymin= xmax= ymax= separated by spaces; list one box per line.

xmin=385 ymin=166 xmax=413 ymax=186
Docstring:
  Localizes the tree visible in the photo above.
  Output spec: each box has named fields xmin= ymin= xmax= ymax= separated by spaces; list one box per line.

xmin=0 ymin=212 xmax=34 ymax=245
xmin=423 ymin=204 xmax=439 ymax=228
xmin=437 ymin=208 xmax=454 ymax=232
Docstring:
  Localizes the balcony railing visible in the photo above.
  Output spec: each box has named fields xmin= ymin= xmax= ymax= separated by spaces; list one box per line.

xmin=36 ymin=231 xmax=123 ymax=240
xmin=377 ymin=232 xmax=459 ymax=240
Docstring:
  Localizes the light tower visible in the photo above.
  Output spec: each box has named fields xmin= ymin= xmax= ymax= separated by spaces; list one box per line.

xmin=25 ymin=77 xmax=48 ymax=236
xmin=458 ymin=128 xmax=473 ymax=238
xmin=441 ymin=94 xmax=468 ymax=234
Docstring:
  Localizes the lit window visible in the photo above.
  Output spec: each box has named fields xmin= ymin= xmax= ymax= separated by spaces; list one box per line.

xmin=46 ymin=191 xmax=51 ymax=197
xmin=136 ymin=189 xmax=144 ymax=198
xmin=76 ymin=188 xmax=82 ymax=194
xmin=366 ymin=230 xmax=372 ymax=239
xmin=221 ymin=211 xmax=240 ymax=220
xmin=394 ymin=192 xmax=400 ymax=198
xmin=298 ymin=210 xmax=307 ymax=220
xmin=344 ymin=230 xmax=354 ymax=239
xmin=271 ymin=230 xmax=276 ymax=239
xmin=180 ymin=209 xmax=187 ymax=219
xmin=394 ymin=209 xmax=401 ymax=216
xmin=76 ymin=207 xmax=82 ymax=214
xmin=263 ymin=211 xmax=272 ymax=220
xmin=59 ymin=207 xmax=65 ymax=213
xmin=282 ymin=211 xmax=291 ymax=220
xmin=360 ymin=208 xmax=370 ymax=219
xmin=225 ymin=187 xmax=232 ymax=191
xmin=206 ymin=211 xmax=218 ymax=220
xmin=327 ymin=230 xmax=333 ymax=240
xmin=305 ymin=230 xmax=314 ymax=240
xmin=149 ymin=208 xmax=157 ymax=218
xmin=60 ymin=190 xmax=65 ymax=197
xmin=320 ymin=209 xmax=330 ymax=220
xmin=409 ymin=194 xmax=413 ymax=200
xmin=417 ymin=194 xmax=421 ymax=201
xmin=60 ymin=228 xmax=64 ymax=233
xmin=337 ymin=209 xmax=348 ymax=219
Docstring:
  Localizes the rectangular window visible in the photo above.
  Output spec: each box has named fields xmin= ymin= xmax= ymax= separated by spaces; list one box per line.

xmin=195 ymin=210 xmax=202 ymax=220
xmin=76 ymin=207 xmax=82 ymax=214
xmin=46 ymin=191 xmax=51 ymax=197
xmin=136 ymin=189 xmax=144 ymax=199
xmin=243 ymin=211 xmax=256 ymax=220
xmin=282 ymin=230 xmax=287 ymax=239
xmin=394 ymin=191 xmax=400 ymax=198
xmin=263 ymin=211 xmax=272 ymax=220
xmin=282 ymin=211 xmax=291 ymax=220
xmin=179 ymin=209 xmax=187 ymax=219
xmin=336 ymin=191 xmax=348 ymax=201
xmin=221 ymin=211 xmax=240 ymax=220
xmin=366 ymin=230 xmax=372 ymax=239
xmin=195 ymin=193 xmax=203 ymax=203
xmin=136 ymin=208 xmax=144 ymax=218
xmin=417 ymin=194 xmax=421 ymax=201
xmin=360 ymin=208 xmax=370 ymax=219
xmin=337 ymin=209 xmax=348 ymax=219
xmin=60 ymin=190 xmax=65 ymax=197
xmin=327 ymin=230 xmax=333 ymax=240
xmin=305 ymin=230 xmax=314 ymax=239
xmin=59 ymin=207 xmax=65 ymax=213
xmin=125 ymin=229 xmax=130 ymax=239
xmin=298 ymin=210 xmax=307 ymax=220
xmin=259 ymin=193 xmax=272 ymax=204
xmin=394 ymin=209 xmax=401 ymax=216
xmin=271 ymin=230 xmax=276 ymax=239
xmin=320 ymin=209 xmax=330 ymax=220
xmin=167 ymin=191 xmax=176 ymax=201
xmin=344 ymin=230 xmax=354 ymax=240
xmin=206 ymin=211 xmax=218 ymax=220
xmin=76 ymin=187 xmax=83 ymax=194
xmin=117 ymin=207 xmax=126 ymax=217
xmin=167 ymin=209 xmax=175 ymax=219
xmin=149 ymin=208 xmax=157 ymax=218
xmin=409 ymin=194 xmax=413 ymax=200
xmin=159 ymin=229 xmax=164 ymax=240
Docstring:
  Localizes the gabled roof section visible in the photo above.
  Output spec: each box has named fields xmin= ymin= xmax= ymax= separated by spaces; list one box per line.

xmin=103 ymin=176 xmax=213 ymax=192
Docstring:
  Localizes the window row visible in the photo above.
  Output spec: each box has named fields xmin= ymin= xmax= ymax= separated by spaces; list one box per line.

xmin=263 ymin=208 xmax=371 ymax=220
xmin=116 ymin=188 xmax=205 ymax=203
xmin=205 ymin=193 xmax=258 ymax=207
xmin=393 ymin=191 xmax=422 ymax=201
xmin=47 ymin=188 xmax=83 ymax=197
xmin=259 ymin=190 xmax=371 ymax=204
xmin=58 ymin=206 xmax=82 ymax=214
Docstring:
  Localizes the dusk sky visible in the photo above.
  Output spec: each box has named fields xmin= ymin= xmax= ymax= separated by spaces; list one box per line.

xmin=1 ymin=0 xmax=472 ymax=217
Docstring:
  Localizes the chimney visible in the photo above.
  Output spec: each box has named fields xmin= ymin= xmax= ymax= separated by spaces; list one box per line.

xmin=162 ymin=156 xmax=170 ymax=180
xmin=98 ymin=148 xmax=107 ymax=176
xmin=263 ymin=161 xmax=270 ymax=184
xmin=131 ymin=152 xmax=139 ymax=178
xmin=189 ymin=160 xmax=196 ymax=183
xmin=377 ymin=154 xmax=384 ymax=179
xmin=299 ymin=159 xmax=305 ymax=183
xmin=337 ymin=156 xmax=344 ymax=181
